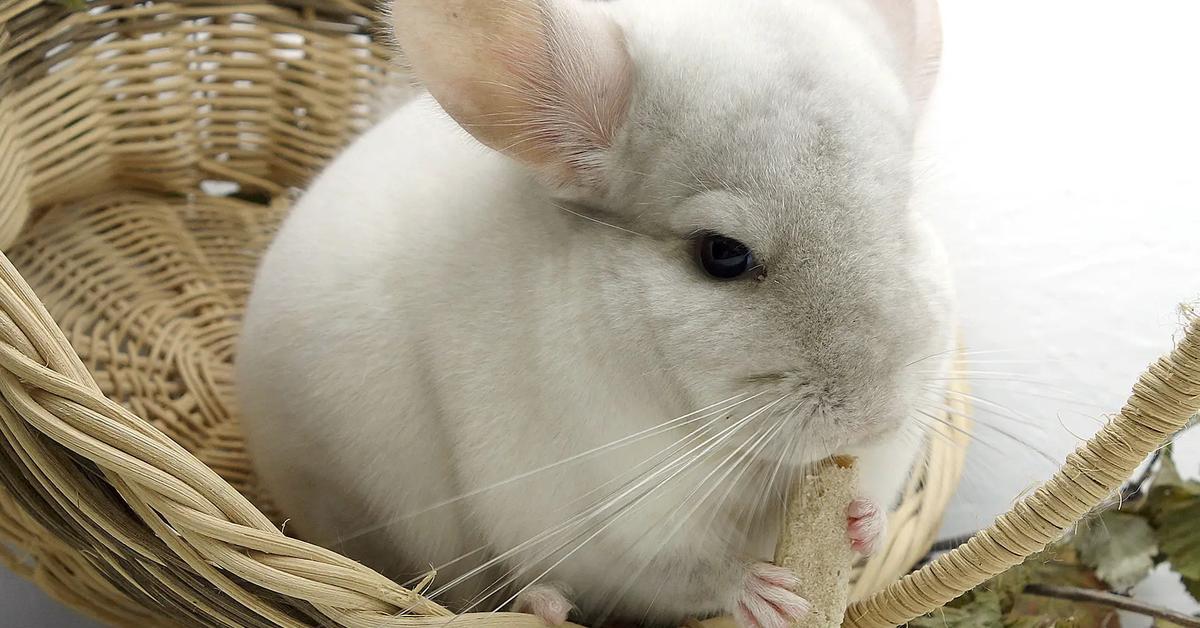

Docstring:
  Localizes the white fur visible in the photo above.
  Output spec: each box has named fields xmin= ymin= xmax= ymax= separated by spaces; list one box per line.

xmin=237 ymin=0 xmax=954 ymax=625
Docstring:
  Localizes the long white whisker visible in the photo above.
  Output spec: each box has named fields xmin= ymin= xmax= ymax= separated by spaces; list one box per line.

xmin=722 ymin=402 xmax=803 ymax=541
xmin=335 ymin=394 xmax=760 ymax=547
xmin=908 ymin=414 xmax=971 ymax=453
xmin=478 ymin=398 xmax=787 ymax=615
xmin=440 ymin=398 xmax=783 ymax=604
xmin=912 ymin=408 xmax=1000 ymax=454
xmin=760 ymin=414 xmax=801 ymax=520
xmin=489 ymin=403 xmax=745 ymax=588
xmin=931 ymin=386 xmax=1099 ymax=420
xmin=558 ymin=395 xmax=764 ymax=513
xmin=930 ymin=382 xmax=1098 ymax=410
xmin=774 ymin=407 xmax=807 ymax=522
xmin=925 ymin=387 xmax=1047 ymax=429
xmin=905 ymin=348 xmax=1018 ymax=369
xmin=552 ymin=201 xmax=650 ymax=238
xmin=396 ymin=545 xmax=490 ymax=590
xmin=702 ymin=416 xmax=789 ymax=542
xmin=921 ymin=374 xmax=1092 ymax=402
xmin=916 ymin=405 xmax=1061 ymax=466
xmin=589 ymin=410 xmax=790 ymax=625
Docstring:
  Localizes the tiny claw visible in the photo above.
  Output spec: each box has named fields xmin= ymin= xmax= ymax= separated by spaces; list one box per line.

xmin=512 ymin=584 xmax=573 ymax=626
xmin=847 ymin=497 xmax=886 ymax=556
xmin=732 ymin=563 xmax=811 ymax=628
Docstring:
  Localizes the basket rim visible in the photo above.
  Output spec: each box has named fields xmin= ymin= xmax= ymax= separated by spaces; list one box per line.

xmin=0 ymin=220 xmax=970 ymax=627
xmin=2 ymin=225 xmax=1197 ymax=626
xmin=0 ymin=0 xmax=1195 ymax=623
xmin=846 ymin=313 xmax=1200 ymax=627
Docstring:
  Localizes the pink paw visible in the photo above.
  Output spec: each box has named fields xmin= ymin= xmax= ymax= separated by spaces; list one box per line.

xmin=512 ymin=584 xmax=573 ymax=626
xmin=847 ymin=498 xmax=886 ymax=556
xmin=732 ymin=563 xmax=812 ymax=628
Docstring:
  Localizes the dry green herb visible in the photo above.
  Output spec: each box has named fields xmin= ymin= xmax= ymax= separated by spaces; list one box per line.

xmin=911 ymin=415 xmax=1200 ymax=627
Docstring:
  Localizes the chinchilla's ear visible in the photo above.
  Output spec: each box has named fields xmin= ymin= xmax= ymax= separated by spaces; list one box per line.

xmin=867 ymin=0 xmax=943 ymax=113
xmin=391 ymin=0 xmax=632 ymax=189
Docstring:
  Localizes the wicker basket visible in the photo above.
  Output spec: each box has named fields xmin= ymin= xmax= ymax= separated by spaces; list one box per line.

xmin=0 ymin=2 xmax=1197 ymax=627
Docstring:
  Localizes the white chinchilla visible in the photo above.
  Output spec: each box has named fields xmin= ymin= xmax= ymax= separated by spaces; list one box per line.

xmin=236 ymin=0 xmax=955 ymax=626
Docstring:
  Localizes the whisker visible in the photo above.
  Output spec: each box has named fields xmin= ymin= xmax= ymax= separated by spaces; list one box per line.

xmin=913 ymin=408 xmax=1003 ymax=456
xmin=705 ymin=417 xmax=789 ymax=541
xmin=906 ymin=348 xmax=1020 ymax=369
xmin=819 ymin=434 xmax=834 ymax=467
xmin=921 ymin=384 xmax=1047 ymax=429
xmin=929 ymin=388 xmax=1049 ymax=429
xmin=606 ymin=165 xmax=708 ymax=196
xmin=921 ymin=374 xmax=1093 ymax=401
xmin=459 ymin=411 xmax=750 ymax=602
xmin=940 ymin=384 xmax=1099 ymax=413
xmin=776 ymin=410 xmax=807 ymax=522
xmin=429 ymin=437 xmax=717 ymax=603
xmin=589 ymin=414 xmax=790 ymax=625
xmin=932 ymin=382 xmax=1099 ymax=410
xmin=916 ymin=405 xmax=1061 ymax=467
xmin=760 ymin=412 xmax=802 ymax=525
xmin=557 ymin=399 xmax=758 ymax=514
xmin=932 ymin=390 xmax=1103 ymax=433
xmin=724 ymin=402 xmax=806 ymax=540
xmin=334 ymin=393 xmax=760 ymax=546
xmin=396 ymin=545 xmax=490 ymax=590
xmin=552 ymin=201 xmax=650 ymax=238
xmin=440 ymin=398 xmax=785 ymax=605
xmin=477 ymin=399 xmax=787 ymax=615
xmin=942 ymin=359 xmax=1048 ymax=366
xmin=908 ymin=413 xmax=973 ymax=453
xmin=518 ymin=401 xmax=768 ymax=575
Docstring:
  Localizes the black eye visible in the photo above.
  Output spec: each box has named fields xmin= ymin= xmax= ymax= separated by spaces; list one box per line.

xmin=698 ymin=234 xmax=757 ymax=280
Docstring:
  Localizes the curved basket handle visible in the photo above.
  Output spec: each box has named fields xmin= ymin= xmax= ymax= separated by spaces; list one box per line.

xmin=846 ymin=314 xmax=1200 ymax=627
xmin=0 ymin=252 xmax=453 ymax=626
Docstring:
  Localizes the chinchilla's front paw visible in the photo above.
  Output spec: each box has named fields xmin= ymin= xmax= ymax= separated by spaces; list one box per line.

xmin=731 ymin=562 xmax=812 ymax=628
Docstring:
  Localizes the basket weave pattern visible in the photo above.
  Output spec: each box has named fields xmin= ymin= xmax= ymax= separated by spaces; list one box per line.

xmin=0 ymin=3 xmax=457 ymax=626
xmin=0 ymin=2 xmax=970 ymax=625
xmin=2 ymin=2 xmax=1196 ymax=628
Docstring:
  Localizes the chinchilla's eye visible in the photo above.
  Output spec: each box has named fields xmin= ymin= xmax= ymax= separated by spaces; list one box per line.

xmin=698 ymin=234 xmax=757 ymax=280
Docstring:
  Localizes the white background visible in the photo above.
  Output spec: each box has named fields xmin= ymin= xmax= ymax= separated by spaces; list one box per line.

xmin=922 ymin=0 xmax=1200 ymax=622
xmin=2 ymin=0 xmax=1199 ymax=625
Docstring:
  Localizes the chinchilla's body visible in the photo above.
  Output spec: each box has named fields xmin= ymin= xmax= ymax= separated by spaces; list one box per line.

xmin=237 ymin=1 xmax=955 ymax=626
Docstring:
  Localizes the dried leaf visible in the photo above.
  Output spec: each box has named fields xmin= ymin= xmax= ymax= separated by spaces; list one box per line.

xmin=1159 ymin=462 xmax=1186 ymax=490
xmin=1153 ymin=494 xmax=1200 ymax=582
xmin=1007 ymin=619 xmax=1071 ymax=628
xmin=1142 ymin=434 xmax=1200 ymax=606
xmin=1182 ymin=575 xmax=1200 ymax=604
xmin=1153 ymin=445 xmax=1187 ymax=491
xmin=1143 ymin=442 xmax=1200 ymax=527
xmin=1006 ymin=550 xmax=1121 ymax=627
xmin=1013 ymin=546 xmax=1114 ymax=590
xmin=910 ymin=546 xmax=1121 ymax=628
xmin=907 ymin=420 xmax=1200 ymax=628
xmin=1145 ymin=418 xmax=1198 ymax=495
xmin=909 ymin=589 xmax=1003 ymax=628
xmin=1007 ymin=592 xmax=1120 ymax=628
xmin=1076 ymin=512 xmax=1160 ymax=592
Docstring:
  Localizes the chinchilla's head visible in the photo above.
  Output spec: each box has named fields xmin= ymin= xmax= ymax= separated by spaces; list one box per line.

xmin=392 ymin=0 xmax=955 ymax=455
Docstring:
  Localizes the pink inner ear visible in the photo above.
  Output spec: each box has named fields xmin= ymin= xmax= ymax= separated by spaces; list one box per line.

xmin=867 ymin=0 xmax=943 ymax=111
xmin=392 ymin=0 xmax=631 ymax=186
xmin=911 ymin=0 xmax=943 ymax=109
xmin=551 ymin=7 xmax=633 ymax=152
xmin=524 ymin=1 xmax=632 ymax=183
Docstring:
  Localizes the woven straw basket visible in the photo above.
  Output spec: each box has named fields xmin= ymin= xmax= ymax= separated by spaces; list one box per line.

xmin=0 ymin=2 xmax=1197 ymax=627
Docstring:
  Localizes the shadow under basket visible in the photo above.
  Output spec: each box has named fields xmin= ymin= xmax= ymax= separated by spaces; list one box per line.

xmin=1 ymin=3 xmax=1198 ymax=628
